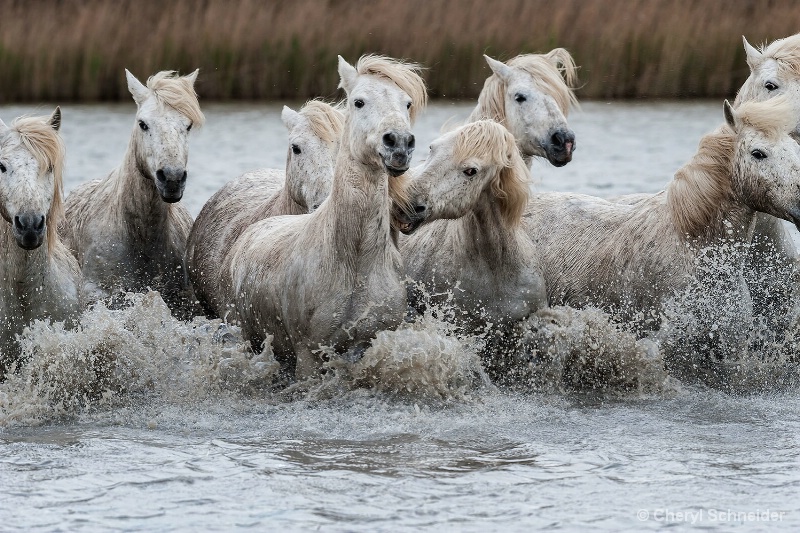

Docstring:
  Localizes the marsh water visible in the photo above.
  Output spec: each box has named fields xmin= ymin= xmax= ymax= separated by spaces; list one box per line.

xmin=1 ymin=101 xmax=799 ymax=531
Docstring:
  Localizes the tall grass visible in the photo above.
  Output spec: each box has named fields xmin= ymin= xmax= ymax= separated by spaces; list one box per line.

xmin=1 ymin=0 xmax=799 ymax=102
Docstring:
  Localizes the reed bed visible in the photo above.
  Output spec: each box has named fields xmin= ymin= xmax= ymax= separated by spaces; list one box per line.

xmin=1 ymin=0 xmax=799 ymax=102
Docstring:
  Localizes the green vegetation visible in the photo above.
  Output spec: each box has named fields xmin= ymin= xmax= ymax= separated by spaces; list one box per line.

xmin=1 ymin=0 xmax=797 ymax=101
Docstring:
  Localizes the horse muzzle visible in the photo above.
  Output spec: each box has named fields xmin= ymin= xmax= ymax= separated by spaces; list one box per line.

xmin=382 ymin=130 xmax=415 ymax=177
xmin=12 ymin=212 xmax=46 ymax=250
xmin=392 ymin=200 xmax=428 ymax=235
xmin=155 ymin=167 xmax=188 ymax=203
xmin=544 ymin=128 xmax=576 ymax=167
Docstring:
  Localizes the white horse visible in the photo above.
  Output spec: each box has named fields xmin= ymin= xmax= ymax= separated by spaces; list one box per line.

xmin=186 ymin=100 xmax=344 ymax=317
xmin=221 ymin=55 xmax=427 ymax=379
xmin=60 ymin=70 xmax=204 ymax=319
xmin=734 ymin=34 xmax=800 ymax=320
xmin=523 ymin=98 xmax=800 ymax=341
xmin=400 ymin=120 xmax=545 ymax=331
xmin=469 ymin=50 xmax=579 ymax=167
xmin=0 ymin=108 xmax=82 ymax=375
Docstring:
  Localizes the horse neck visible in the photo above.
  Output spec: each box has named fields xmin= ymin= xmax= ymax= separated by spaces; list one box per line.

xmin=460 ymin=187 xmax=522 ymax=262
xmin=271 ymin=186 xmax=306 ymax=216
xmin=115 ymin=134 xmax=171 ymax=235
xmin=322 ymin=138 xmax=393 ymax=264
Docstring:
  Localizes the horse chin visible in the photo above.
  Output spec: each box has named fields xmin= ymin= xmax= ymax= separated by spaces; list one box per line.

xmin=386 ymin=165 xmax=409 ymax=178
xmin=159 ymin=194 xmax=183 ymax=204
xmin=14 ymin=234 xmax=44 ymax=250
xmin=545 ymin=150 xmax=573 ymax=167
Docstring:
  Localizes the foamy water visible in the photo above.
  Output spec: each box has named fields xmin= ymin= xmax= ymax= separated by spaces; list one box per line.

xmin=1 ymin=101 xmax=799 ymax=531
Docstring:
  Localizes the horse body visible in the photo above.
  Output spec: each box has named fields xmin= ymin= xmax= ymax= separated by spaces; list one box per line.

xmin=523 ymin=99 xmax=800 ymax=335
xmin=0 ymin=109 xmax=82 ymax=373
xmin=187 ymin=101 xmax=343 ymax=316
xmin=221 ymin=55 xmax=426 ymax=379
xmin=401 ymin=121 xmax=545 ymax=330
xmin=60 ymin=70 xmax=204 ymax=318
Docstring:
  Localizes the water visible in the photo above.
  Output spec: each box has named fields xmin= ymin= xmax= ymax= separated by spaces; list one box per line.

xmin=1 ymin=101 xmax=799 ymax=531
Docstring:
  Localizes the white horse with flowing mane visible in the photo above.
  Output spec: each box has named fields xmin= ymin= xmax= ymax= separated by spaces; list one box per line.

xmin=469 ymin=50 xmax=579 ymax=167
xmin=523 ymin=98 xmax=800 ymax=338
xmin=400 ymin=120 xmax=545 ymax=330
xmin=734 ymin=33 xmax=800 ymax=320
xmin=186 ymin=100 xmax=344 ymax=317
xmin=0 ymin=108 xmax=82 ymax=375
xmin=60 ymin=69 xmax=204 ymax=319
xmin=221 ymin=55 xmax=427 ymax=379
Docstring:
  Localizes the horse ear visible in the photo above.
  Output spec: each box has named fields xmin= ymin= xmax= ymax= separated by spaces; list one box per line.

xmin=338 ymin=56 xmax=358 ymax=93
xmin=185 ymin=69 xmax=199 ymax=86
xmin=0 ymin=118 xmax=8 ymax=139
xmin=723 ymin=100 xmax=739 ymax=130
xmin=742 ymin=36 xmax=764 ymax=71
xmin=281 ymin=106 xmax=300 ymax=131
xmin=126 ymin=69 xmax=149 ymax=105
xmin=48 ymin=106 xmax=62 ymax=131
xmin=484 ymin=55 xmax=513 ymax=82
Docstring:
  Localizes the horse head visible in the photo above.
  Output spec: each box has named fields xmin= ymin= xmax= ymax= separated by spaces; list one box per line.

xmin=126 ymin=69 xmax=204 ymax=203
xmin=0 ymin=108 xmax=64 ymax=251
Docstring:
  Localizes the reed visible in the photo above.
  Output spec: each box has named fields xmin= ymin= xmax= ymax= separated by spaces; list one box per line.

xmin=1 ymin=0 xmax=799 ymax=102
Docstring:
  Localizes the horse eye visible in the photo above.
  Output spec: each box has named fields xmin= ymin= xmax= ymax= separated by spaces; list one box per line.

xmin=138 ymin=120 xmax=149 ymax=132
xmin=765 ymin=81 xmax=779 ymax=91
xmin=0 ymin=162 xmax=6 ymax=173
xmin=292 ymin=144 xmax=301 ymax=155
xmin=515 ymin=94 xmax=527 ymax=103
xmin=751 ymin=149 xmax=767 ymax=160
xmin=406 ymin=102 xmax=412 ymax=110
xmin=354 ymin=99 xmax=365 ymax=109
xmin=463 ymin=167 xmax=477 ymax=177
xmin=187 ymin=123 xmax=193 ymax=132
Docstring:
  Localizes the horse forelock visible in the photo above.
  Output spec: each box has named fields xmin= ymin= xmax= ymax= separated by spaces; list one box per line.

xmin=476 ymin=51 xmax=580 ymax=124
xmin=146 ymin=71 xmax=206 ymax=127
xmin=762 ymin=33 xmax=800 ymax=76
xmin=454 ymin=120 xmax=530 ymax=226
xmin=354 ymin=55 xmax=428 ymax=123
xmin=667 ymin=127 xmax=735 ymax=238
xmin=736 ymin=96 xmax=795 ymax=138
xmin=11 ymin=116 xmax=66 ymax=253
xmin=300 ymin=100 xmax=345 ymax=143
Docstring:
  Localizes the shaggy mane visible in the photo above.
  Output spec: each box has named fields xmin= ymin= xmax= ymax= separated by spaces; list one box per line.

xmin=454 ymin=120 xmax=530 ymax=226
xmin=474 ymin=49 xmax=580 ymax=124
xmin=11 ymin=114 xmax=66 ymax=253
xmin=352 ymin=55 xmax=428 ymax=124
xmin=300 ymin=100 xmax=344 ymax=143
xmin=667 ymin=97 xmax=793 ymax=238
xmin=147 ymin=70 xmax=206 ymax=127
xmin=761 ymin=32 xmax=800 ymax=77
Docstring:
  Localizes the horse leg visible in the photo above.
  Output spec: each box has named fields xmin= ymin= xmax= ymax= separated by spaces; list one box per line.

xmin=294 ymin=344 xmax=319 ymax=381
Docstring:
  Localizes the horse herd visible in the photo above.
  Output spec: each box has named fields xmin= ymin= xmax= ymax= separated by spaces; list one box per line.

xmin=1 ymin=33 xmax=800 ymax=382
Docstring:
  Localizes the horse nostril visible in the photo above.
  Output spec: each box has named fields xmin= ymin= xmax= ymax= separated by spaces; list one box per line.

xmin=180 ymin=170 xmax=188 ymax=183
xmin=383 ymin=132 xmax=397 ymax=148
xmin=156 ymin=169 xmax=167 ymax=182
xmin=13 ymin=216 xmax=22 ymax=230
xmin=551 ymin=131 xmax=566 ymax=148
xmin=407 ymin=135 xmax=416 ymax=149
xmin=35 ymin=215 xmax=45 ymax=231
xmin=414 ymin=204 xmax=426 ymax=214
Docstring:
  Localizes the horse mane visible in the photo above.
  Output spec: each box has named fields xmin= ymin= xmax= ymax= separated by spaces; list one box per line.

xmin=299 ymin=100 xmax=344 ymax=143
xmin=760 ymin=32 xmax=800 ymax=76
xmin=667 ymin=97 xmax=793 ymax=238
xmin=147 ymin=71 xmax=206 ymax=127
xmin=11 ymin=115 xmax=66 ymax=253
xmin=474 ymin=49 xmax=580 ymax=124
xmin=353 ymin=55 xmax=428 ymax=124
xmin=454 ymin=120 xmax=530 ymax=226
